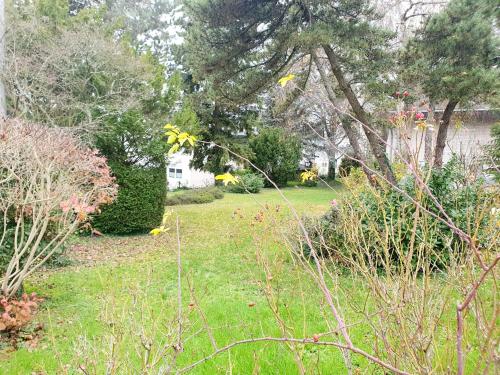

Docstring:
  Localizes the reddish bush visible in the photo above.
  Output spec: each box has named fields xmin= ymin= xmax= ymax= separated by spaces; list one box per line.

xmin=0 ymin=118 xmax=117 ymax=297
xmin=0 ymin=293 xmax=43 ymax=332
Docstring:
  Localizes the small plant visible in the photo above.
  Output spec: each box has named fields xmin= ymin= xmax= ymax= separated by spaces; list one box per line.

xmin=338 ymin=156 xmax=361 ymax=177
xmin=299 ymin=167 xmax=319 ymax=187
xmin=0 ymin=293 xmax=44 ymax=333
xmin=228 ymin=171 xmax=264 ymax=193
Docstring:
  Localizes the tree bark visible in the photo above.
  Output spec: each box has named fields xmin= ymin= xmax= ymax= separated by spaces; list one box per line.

xmin=321 ymin=45 xmax=396 ymax=185
xmin=433 ymin=100 xmax=458 ymax=168
xmin=311 ymin=50 xmax=374 ymax=182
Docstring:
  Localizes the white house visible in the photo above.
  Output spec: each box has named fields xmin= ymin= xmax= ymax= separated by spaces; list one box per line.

xmin=166 ymin=152 xmax=214 ymax=191
xmin=300 ymin=150 xmax=330 ymax=176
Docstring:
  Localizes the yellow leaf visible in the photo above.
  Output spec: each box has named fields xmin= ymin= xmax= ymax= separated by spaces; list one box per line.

xmin=168 ymin=143 xmax=180 ymax=156
xmin=150 ymin=228 xmax=163 ymax=236
xmin=167 ymin=135 xmax=177 ymax=144
xmin=300 ymin=169 xmax=317 ymax=183
xmin=215 ymin=172 xmax=239 ymax=186
xmin=177 ymin=132 xmax=189 ymax=146
xmin=164 ymin=123 xmax=177 ymax=130
xmin=187 ymin=135 xmax=196 ymax=147
xmin=278 ymin=73 xmax=296 ymax=87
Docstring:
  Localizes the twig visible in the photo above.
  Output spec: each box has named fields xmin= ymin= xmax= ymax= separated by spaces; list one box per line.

xmin=177 ymin=336 xmax=410 ymax=374
xmin=456 ymin=254 xmax=499 ymax=375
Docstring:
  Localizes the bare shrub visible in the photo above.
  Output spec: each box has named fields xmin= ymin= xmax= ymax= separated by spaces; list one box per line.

xmin=0 ymin=118 xmax=117 ymax=298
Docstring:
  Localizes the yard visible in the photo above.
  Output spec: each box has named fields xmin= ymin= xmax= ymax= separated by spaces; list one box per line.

xmin=0 ymin=187 xmax=491 ymax=374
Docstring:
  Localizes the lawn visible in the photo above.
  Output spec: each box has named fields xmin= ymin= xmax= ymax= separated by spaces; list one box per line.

xmin=0 ymin=187 xmax=488 ymax=374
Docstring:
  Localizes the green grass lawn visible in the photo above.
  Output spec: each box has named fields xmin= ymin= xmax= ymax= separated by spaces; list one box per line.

xmin=0 ymin=187 xmax=491 ymax=374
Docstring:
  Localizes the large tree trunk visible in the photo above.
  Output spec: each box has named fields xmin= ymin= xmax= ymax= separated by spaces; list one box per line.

xmin=321 ymin=45 xmax=396 ymax=186
xmin=433 ymin=100 xmax=458 ymax=168
xmin=311 ymin=50 xmax=374 ymax=183
xmin=0 ymin=0 xmax=6 ymax=118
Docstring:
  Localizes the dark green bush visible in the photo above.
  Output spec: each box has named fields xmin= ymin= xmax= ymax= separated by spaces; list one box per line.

xmin=165 ymin=187 xmax=224 ymax=206
xmin=249 ymin=128 xmax=302 ymax=187
xmin=92 ymin=163 xmax=167 ymax=234
xmin=228 ymin=171 xmax=264 ymax=193
xmin=338 ymin=156 xmax=361 ymax=177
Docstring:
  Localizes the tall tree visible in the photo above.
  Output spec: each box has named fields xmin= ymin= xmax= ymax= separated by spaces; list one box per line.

xmin=183 ymin=0 xmax=398 ymax=184
xmin=404 ymin=0 xmax=499 ymax=168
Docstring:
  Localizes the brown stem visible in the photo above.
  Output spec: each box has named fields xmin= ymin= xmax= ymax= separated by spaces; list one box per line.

xmin=433 ymin=100 xmax=458 ymax=168
xmin=177 ymin=336 xmax=410 ymax=374
xmin=456 ymin=255 xmax=499 ymax=375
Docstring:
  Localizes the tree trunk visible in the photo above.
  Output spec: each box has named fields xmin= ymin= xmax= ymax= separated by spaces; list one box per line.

xmin=424 ymin=103 xmax=437 ymax=165
xmin=433 ymin=100 xmax=458 ymax=168
xmin=324 ymin=118 xmax=337 ymax=180
xmin=321 ymin=45 xmax=396 ymax=186
xmin=311 ymin=50 xmax=374 ymax=182
xmin=0 ymin=0 xmax=6 ymax=118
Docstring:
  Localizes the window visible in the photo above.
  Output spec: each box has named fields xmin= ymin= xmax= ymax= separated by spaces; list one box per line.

xmin=168 ymin=168 xmax=175 ymax=178
xmin=176 ymin=169 xmax=183 ymax=178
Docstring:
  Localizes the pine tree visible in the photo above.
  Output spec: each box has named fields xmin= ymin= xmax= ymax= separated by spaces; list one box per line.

xmin=183 ymin=0 xmax=398 ymax=184
xmin=404 ymin=0 xmax=499 ymax=168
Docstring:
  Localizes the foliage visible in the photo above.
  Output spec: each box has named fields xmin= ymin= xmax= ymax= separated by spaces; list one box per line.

xmin=486 ymin=123 xmax=500 ymax=179
xmin=187 ymin=100 xmax=257 ymax=175
xmin=338 ymin=157 xmax=362 ymax=178
xmin=183 ymin=0 xmax=393 ymax=104
xmin=165 ymin=187 xmax=224 ymax=206
xmin=249 ymin=128 xmax=302 ymax=187
xmin=403 ymin=0 xmax=499 ymax=106
xmin=3 ymin=4 xmax=166 ymax=128
xmin=183 ymin=0 xmax=397 ymax=183
xmin=299 ymin=168 xmax=318 ymax=187
xmin=227 ymin=171 xmax=264 ymax=194
xmin=93 ymin=110 xmax=168 ymax=168
xmin=306 ymin=158 xmax=494 ymax=270
xmin=92 ymin=163 xmax=166 ymax=235
xmin=0 ymin=223 xmax=70 ymax=275
xmin=0 ymin=119 xmax=117 ymax=297
xmin=0 ymin=293 xmax=43 ymax=333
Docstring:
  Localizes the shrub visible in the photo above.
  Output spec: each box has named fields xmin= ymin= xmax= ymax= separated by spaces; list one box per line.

xmin=165 ymin=187 xmax=224 ymax=206
xmin=0 ymin=293 xmax=43 ymax=333
xmin=92 ymin=163 xmax=167 ymax=234
xmin=304 ymin=158 xmax=495 ymax=270
xmin=0 ymin=119 xmax=117 ymax=297
xmin=249 ymin=128 xmax=302 ymax=187
xmin=338 ymin=156 xmax=361 ymax=177
xmin=228 ymin=171 xmax=264 ymax=193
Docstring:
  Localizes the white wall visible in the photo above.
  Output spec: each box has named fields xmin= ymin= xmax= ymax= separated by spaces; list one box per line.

xmin=300 ymin=150 xmax=330 ymax=176
xmin=166 ymin=152 xmax=214 ymax=190
xmin=387 ymin=120 xmax=493 ymax=165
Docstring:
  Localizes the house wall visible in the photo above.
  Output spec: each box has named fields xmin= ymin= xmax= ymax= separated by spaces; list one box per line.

xmin=166 ymin=152 xmax=214 ymax=190
xmin=387 ymin=117 xmax=495 ymax=165
xmin=300 ymin=150 xmax=330 ymax=176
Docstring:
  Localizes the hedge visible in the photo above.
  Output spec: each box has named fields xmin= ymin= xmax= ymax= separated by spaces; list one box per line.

xmin=92 ymin=162 xmax=166 ymax=234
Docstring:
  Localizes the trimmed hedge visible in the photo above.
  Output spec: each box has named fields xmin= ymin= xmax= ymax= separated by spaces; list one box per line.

xmin=165 ymin=187 xmax=224 ymax=206
xmin=92 ymin=163 xmax=167 ymax=234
